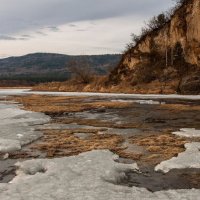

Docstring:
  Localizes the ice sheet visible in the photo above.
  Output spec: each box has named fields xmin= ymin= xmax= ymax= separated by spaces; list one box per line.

xmin=0 ymin=102 xmax=49 ymax=153
xmin=111 ymin=99 xmax=165 ymax=104
xmin=155 ymin=143 xmax=200 ymax=173
xmin=0 ymin=150 xmax=199 ymax=200
xmin=172 ymin=128 xmax=200 ymax=137
xmin=1 ymin=89 xmax=200 ymax=100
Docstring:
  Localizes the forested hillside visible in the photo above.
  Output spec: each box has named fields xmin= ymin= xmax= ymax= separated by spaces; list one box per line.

xmin=0 ymin=53 xmax=121 ymax=84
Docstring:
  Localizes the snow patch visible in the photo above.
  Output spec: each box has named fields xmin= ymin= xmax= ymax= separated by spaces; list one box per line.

xmin=0 ymin=102 xmax=50 ymax=153
xmin=111 ymin=99 xmax=165 ymax=105
xmin=172 ymin=128 xmax=200 ymax=138
xmin=15 ymin=160 xmax=47 ymax=177
xmin=0 ymin=150 xmax=200 ymax=199
xmin=0 ymin=139 xmax=21 ymax=153
xmin=2 ymin=88 xmax=200 ymax=100
xmin=155 ymin=143 xmax=200 ymax=173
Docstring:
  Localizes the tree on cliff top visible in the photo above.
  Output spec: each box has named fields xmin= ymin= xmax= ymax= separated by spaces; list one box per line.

xmin=128 ymin=0 xmax=188 ymax=50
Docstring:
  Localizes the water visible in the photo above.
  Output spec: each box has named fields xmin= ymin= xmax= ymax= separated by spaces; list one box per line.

xmin=1 ymin=88 xmax=200 ymax=100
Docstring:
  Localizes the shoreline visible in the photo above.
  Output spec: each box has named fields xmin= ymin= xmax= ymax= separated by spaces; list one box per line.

xmin=1 ymin=90 xmax=200 ymax=197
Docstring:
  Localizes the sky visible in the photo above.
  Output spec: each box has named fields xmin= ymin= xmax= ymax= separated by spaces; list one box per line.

xmin=0 ymin=0 xmax=175 ymax=58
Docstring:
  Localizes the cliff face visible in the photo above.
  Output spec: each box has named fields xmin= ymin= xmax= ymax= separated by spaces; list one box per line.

xmin=109 ymin=0 xmax=200 ymax=94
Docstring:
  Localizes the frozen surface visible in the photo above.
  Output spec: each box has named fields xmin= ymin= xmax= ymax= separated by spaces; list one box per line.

xmin=37 ymin=123 xmax=104 ymax=130
xmin=111 ymin=99 xmax=165 ymax=105
xmin=0 ymin=150 xmax=199 ymax=200
xmin=1 ymin=89 xmax=200 ymax=100
xmin=0 ymin=102 xmax=50 ymax=153
xmin=155 ymin=143 xmax=200 ymax=173
xmin=172 ymin=128 xmax=200 ymax=138
xmin=0 ymin=89 xmax=30 ymax=96
xmin=0 ymin=139 xmax=21 ymax=153
xmin=28 ymin=91 xmax=200 ymax=100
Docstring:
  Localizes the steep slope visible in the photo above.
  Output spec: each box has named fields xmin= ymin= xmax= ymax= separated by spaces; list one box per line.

xmin=0 ymin=53 xmax=121 ymax=84
xmin=109 ymin=0 xmax=200 ymax=94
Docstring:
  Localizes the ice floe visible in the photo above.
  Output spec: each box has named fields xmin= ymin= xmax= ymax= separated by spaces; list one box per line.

xmin=172 ymin=128 xmax=200 ymax=138
xmin=155 ymin=143 xmax=200 ymax=173
xmin=111 ymin=99 xmax=165 ymax=105
xmin=0 ymin=150 xmax=199 ymax=200
xmin=2 ymin=89 xmax=200 ymax=101
xmin=0 ymin=139 xmax=21 ymax=153
xmin=0 ymin=102 xmax=50 ymax=153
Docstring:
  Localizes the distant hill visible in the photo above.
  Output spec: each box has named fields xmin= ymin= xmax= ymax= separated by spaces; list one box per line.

xmin=0 ymin=53 xmax=121 ymax=84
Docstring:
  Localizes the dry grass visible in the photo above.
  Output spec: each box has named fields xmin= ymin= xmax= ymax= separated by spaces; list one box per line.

xmin=13 ymin=95 xmax=132 ymax=114
xmin=29 ymin=129 xmax=124 ymax=158
xmin=160 ymin=103 xmax=200 ymax=111
xmin=130 ymin=134 xmax=187 ymax=165
xmin=33 ymin=78 xmax=179 ymax=94
xmin=10 ymin=93 xmax=196 ymax=167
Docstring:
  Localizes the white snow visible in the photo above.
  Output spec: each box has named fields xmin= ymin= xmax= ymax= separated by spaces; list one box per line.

xmin=0 ymin=139 xmax=21 ymax=153
xmin=1 ymin=89 xmax=200 ymax=100
xmin=26 ymin=91 xmax=200 ymax=100
xmin=111 ymin=99 xmax=165 ymax=104
xmin=172 ymin=128 xmax=200 ymax=138
xmin=0 ymin=150 xmax=199 ymax=200
xmin=0 ymin=89 xmax=30 ymax=96
xmin=0 ymin=102 xmax=50 ymax=153
xmin=155 ymin=143 xmax=200 ymax=173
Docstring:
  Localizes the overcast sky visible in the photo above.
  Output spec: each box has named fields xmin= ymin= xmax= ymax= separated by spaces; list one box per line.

xmin=0 ymin=0 xmax=175 ymax=57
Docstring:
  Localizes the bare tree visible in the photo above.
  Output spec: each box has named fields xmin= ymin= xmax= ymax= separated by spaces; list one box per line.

xmin=67 ymin=58 xmax=94 ymax=84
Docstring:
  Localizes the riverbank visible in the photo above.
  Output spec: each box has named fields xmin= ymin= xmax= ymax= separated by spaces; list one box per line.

xmin=1 ymin=89 xmax=200 ymax=199
xmin=10 ymin=94 xmax=200 ymax=165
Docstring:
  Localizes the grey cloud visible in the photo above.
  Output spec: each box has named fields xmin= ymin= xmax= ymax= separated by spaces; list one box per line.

xmin=0 ymin=0 xmax=174 ymax=35
xmin=0 ymin=34 xmax=33 ymax=41
xmin=0 ymin=35 xmax=17 ymax=40
xmin=20 ymin=34 xmax=34 ymax=40
xmin=68 ymin=24 xmax=77 ymax=27
xmin=18 ymin=37 xmax=29 ymax=41
xmin=35 ymin=31 xmax=48 ymax=36
xmin=48 ymin=26 xmax=60 ymax=32
xmin=76 ymin=29 xmax=87 ymax=32
xmin=21 ymin=34 xmax=32 ymax=38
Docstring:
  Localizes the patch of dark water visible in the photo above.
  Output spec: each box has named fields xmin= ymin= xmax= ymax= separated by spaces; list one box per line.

xmin=0 ymin=159 xmax=17 ymax=183
xmin=118 ymin=167 xmax=200 ymax=192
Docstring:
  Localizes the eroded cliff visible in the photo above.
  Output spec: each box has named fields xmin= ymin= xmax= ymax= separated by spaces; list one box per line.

xmin=109 ymin=0 xmax=200 ymax=94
